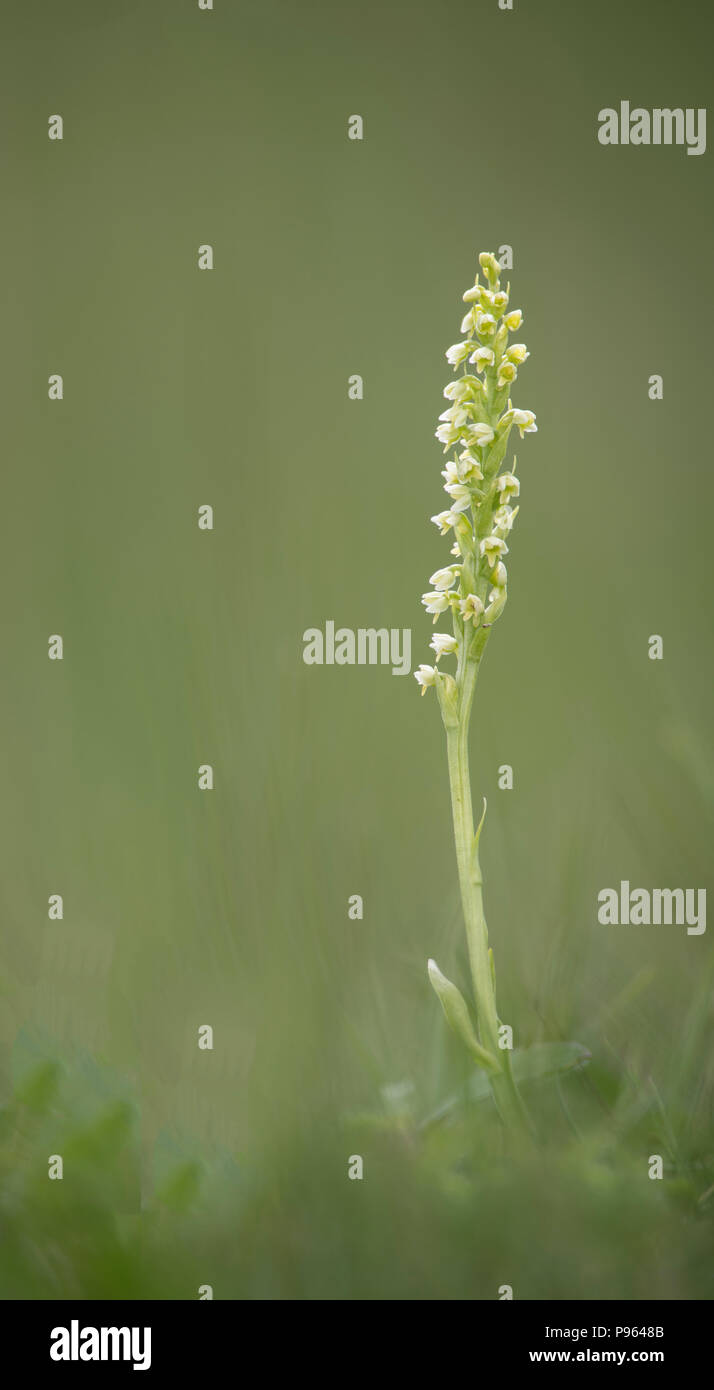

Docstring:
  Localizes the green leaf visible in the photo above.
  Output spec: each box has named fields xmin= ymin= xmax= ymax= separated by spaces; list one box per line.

xmin=15 ymin=1061 xmax=62 ymax=1114
xmin=156 ymin=1160 xmax=203 ymax=1212
xmin=473 ymin=797 xmax=488 ymax=854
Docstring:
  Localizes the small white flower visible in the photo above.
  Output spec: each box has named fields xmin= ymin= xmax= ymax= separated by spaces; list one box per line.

xmin=429 ymin=566 xmax=459 ymax=591
xmin=497 ymin=360 xmax=517 ymax=388
xmin=506 ymin=343 xmax=529 ymax=365
xmin=462 ymin=283 xmax=481 ymax=303
xmin=511 ymin=408 xmax=537 ymax=437
xmin=443 ymin=380 xmax=468 ymax=400
xmin=459 ymin=593 xmax=484 ymax=624
xmin=438 ymin=403 xmax=472 ymax=430
xmin=443 ymin=481 xmax=472 ymax=512
xmin=475 ymin=312 xmax=496 ymax=337
xmin=414 ymin=663 xmax=437 ymax=694
xmin=480 ymin=535 xmax=509 ymax=567
xmin=492 ymin=560 xmax=508 ymax=587
xmin=496 ymin=471 xmax=520 ymax=503
xmin=431 ymin=510 xmax=459 ymax=534
xmin=430 ymin=633 xmax=458 ymax=661
xmin=441 ymin=459 xmax=460 ymax=486
xmin=445 ymin=342 xmax=472 ymax=368
xmin=493 ymin=505 xmax=516 ymax=534
xmin=460 ymin=309 xmax=476 ymax=334
xmin=457 ymin=450 xmax=483 ymax=481
xmin=421 ymin=591 xmax=451 ymax=620
xmin=492 ymin=290 xmax=509 ymax=313
xmin=435 ymin=422 xmax=460 ymax=446
xmin=468 ymin=347 xmax=495 ymax=372
xmin=450 ymin=541 xmax=460 ymax=557
xmin=504 ymin=309 xmax=523 ymax=331
xmin=467 ymin=422 xmax=495 ymax=448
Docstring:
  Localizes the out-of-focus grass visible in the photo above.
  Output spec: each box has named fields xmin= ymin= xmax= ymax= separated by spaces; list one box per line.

xmin=1 ymin=1038 xmax=713 ymax=1300
xmin=2 ymin=801 xmax=713 ymax=1305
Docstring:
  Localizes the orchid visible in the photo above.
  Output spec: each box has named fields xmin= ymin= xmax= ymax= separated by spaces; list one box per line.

xmin=415 ymin=251 xmax=539 ymax=1135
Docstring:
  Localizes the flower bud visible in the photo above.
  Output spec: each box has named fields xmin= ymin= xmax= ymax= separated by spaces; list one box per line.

xmin=478 ymin=251 xmax=501 ymax=285
xmin=427 ymin=959 xmax=499 ymax=1070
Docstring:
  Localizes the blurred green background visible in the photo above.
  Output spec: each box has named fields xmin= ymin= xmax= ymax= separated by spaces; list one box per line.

xmin=1 ymin=0 xmax=713 ymax=1299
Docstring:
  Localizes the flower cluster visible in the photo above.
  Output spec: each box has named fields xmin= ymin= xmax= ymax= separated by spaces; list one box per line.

xmin=415 ymin=251 xmax=536 ymax=696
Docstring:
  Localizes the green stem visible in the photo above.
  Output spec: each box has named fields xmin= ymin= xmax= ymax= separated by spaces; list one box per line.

xmin=445 ymin=654 xmax=533 ymax=1137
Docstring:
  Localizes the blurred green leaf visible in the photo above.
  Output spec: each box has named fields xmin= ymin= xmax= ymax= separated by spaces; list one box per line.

xmin=14 ymin=1062 xmax=61 ymax=1115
